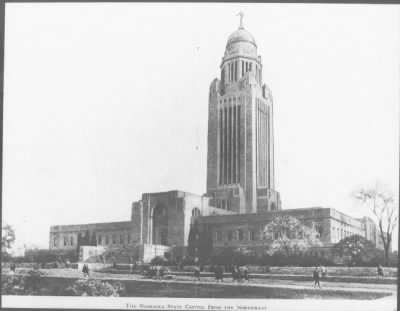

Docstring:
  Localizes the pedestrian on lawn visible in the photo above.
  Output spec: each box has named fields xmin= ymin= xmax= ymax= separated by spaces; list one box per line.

xmin=320 ymin=266 xmax=327 ymax=278
xmin=243 ymin=265 xmax=250 ymax=282
xmin=10 ymin=263 xmax=16 ymax=274
xmin=82 ymin=264 xmax=89 ymax=278
xmin=377 ymin=264 xmax=384 ymax=279
xmin=194 ymin=265 xmax=201 ymax=281
xmin=313 ymin=267 xmax=321 ymax=289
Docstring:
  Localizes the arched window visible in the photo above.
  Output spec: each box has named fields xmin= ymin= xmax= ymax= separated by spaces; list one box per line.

xmin=192 ymin=208 xmax=201 ymax=217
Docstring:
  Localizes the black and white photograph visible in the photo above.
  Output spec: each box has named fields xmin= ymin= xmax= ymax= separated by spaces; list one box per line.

xmin=1 ymin=3 xmax=399 ymax=310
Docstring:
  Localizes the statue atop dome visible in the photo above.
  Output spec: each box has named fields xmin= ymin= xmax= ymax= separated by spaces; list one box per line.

xmin=237 ymin=11 xmax=244 ymax=29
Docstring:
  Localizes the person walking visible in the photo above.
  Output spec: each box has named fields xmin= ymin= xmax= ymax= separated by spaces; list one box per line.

xmin=194 ymin=265 xmax=201 ymax=282
xmin=377 ymin=264 xmax=384 ymax=279
xmin=82 ymin=264 xmax=89 ymax=278
xmin=313 ymin=267 xmax=321 ymax=289
xmin=320 ymin=265 xmax=327 ymax=278
xmin=214 ymin=266 xmax=223 ymax=282
xmin=10 ymin=263 xmax=16 ymax=274
xmin=232 ymin=265 xmax=239 ymax=283
xmin=243 ymin=265 xmax=250 ymax=282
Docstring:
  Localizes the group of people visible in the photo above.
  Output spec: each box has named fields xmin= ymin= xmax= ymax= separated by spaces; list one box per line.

xmin=231 ymin=265 xmax=250 ymax=283
xmin=142 ymin=265 xmax=169 ymax=279
xmin=191 ymin=265 xmax=250 ymax=283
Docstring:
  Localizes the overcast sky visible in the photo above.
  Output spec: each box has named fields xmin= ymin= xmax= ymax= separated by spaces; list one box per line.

xmin=3 ymin=3 xmax=399 ymax=250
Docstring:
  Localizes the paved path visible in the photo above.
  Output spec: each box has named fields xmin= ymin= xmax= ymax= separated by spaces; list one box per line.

xmin=11 ymin=268 xmax=396 ymax=296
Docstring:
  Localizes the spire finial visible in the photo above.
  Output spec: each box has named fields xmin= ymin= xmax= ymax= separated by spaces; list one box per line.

xmin=237 ymin=11 xmax=244 ymax=29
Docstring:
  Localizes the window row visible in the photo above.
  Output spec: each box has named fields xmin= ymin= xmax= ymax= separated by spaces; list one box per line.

xmin=331 ymin=226 xmax=358 ymax=242
xmin=58 ymin=233 xmax=131 ymax=247
xmin=224 ymin=60 xmax=262 ymax=85
xmin=214 ymin=229 xmax=257 ymax=242
xmin=98 ymin=233 xmax=131 ymax=245
xmin=217 ymin=200 xmax=231 ymax=211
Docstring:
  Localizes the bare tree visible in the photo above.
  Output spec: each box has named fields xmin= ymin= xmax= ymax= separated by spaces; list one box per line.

xmin=353 ymin=183 xmax=397 ymax=265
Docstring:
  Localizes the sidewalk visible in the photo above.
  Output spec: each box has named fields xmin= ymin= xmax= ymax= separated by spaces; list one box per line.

xmin=6 ymin=269 xmax=396 ymax=295
xmin=92 ymin=269 xmax=398 ymax=284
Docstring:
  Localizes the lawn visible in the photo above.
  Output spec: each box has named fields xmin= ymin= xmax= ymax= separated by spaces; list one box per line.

xmin=2 ymin=275 xmax=392 ymax=299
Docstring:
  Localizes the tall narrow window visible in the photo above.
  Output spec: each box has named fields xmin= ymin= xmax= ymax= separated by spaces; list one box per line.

xmin=219 ymin=108 xmax=223 ymax=184
xmin=53 ymin=237 xmax=56 ymax=247
xmin=227 ymin=231 xmax=233 ymax=241
xmin=120 ymin=234 xmax=123 ymax=244
xmin=224 ymin=107 xmax=228 ymax=184
xmin=228 ymin=106 xmax=232 ymax=183
xmin=127 ymin=234 xmax=130 ymax=244
xmin=238 ymin=229 xmax=243 ymax=241
xmin=232 ymin=105 xmax=236 ymax=184
xmin=235 ymin=61 xmax=238 ymax=81
xmin=249 ymin=230 xmax=255 ymax=241
xmin=242 ymin=61 xmax=244 ymax=77
xmin=237 ymin=106 xmax=241 ymax=183
xmin=70 ymin=236 xmax=74 ymax=246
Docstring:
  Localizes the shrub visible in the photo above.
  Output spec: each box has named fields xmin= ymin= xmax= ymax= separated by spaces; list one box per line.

xmin=1 ymin=269 xmax=45 ymax=295
xmin=63 ymin=279 xmax=125 ymax=297
xmin=1 ymin=275 xmax=25 ymax=295
xmin=150 ymin=256 xmax=169 ymax=266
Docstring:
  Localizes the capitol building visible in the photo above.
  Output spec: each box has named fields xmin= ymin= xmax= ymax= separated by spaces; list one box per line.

xmin=49 ymin=17 xmax=382 ymax=263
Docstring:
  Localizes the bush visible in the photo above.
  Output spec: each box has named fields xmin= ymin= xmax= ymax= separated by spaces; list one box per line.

xmin=150 ymin=256 xmax=169 ymax=266
xmin=1 ymin=269 xmax=45 ymax=295
xmin=181 ymin=256 xmax=196 ymax=266
xmin=1 ymin=275 xmax=25 ymax=295
xmin=63 ymin=279 xmax=125 ymax=296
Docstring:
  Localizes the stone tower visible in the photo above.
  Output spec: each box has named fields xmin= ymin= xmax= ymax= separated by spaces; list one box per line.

xmin=206 ymin=16 xmax=281 ymax=214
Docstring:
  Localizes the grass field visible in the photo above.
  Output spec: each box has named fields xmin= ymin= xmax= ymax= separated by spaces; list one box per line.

xmin=3 ymin=275 xmax=392 ymax=300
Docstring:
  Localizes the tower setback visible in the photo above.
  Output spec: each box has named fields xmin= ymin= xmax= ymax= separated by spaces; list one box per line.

xmin=206 ymin=21 xmax=281 ymax=214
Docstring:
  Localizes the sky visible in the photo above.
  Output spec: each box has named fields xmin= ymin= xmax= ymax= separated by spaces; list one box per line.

xmin=3 ymin=3 xmax=399 ymax=251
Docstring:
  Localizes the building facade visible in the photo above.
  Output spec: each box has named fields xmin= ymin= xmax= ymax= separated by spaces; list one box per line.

xmin=49 ymin=18 xmax=382 ymax=263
